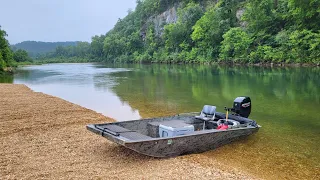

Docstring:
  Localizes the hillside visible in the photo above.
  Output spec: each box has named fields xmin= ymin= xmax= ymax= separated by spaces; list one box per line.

xmin=11 ymin=41 xmax=79 ymax=57
xmin=43 ymin=0 xmax=320 ymax=64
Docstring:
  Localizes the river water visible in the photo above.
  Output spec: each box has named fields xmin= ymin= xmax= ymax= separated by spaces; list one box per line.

xmin=1 ymin=63 xmax=319 ymax=179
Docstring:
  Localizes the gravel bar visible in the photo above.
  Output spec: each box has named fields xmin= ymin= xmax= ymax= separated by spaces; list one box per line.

xmin=0 ymin=84 xmax=259 ymax=179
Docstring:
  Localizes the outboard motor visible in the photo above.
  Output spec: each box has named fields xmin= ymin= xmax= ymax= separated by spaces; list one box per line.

xmin=232 ymin=97 xmax=251 ymax=118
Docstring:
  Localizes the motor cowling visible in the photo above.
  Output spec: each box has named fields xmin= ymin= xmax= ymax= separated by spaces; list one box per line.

xmin=233 ymin=97 xmax=251 ymax=118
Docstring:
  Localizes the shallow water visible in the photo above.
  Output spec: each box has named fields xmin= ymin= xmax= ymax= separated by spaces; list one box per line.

xmin=1 ymin=63 xmax=319 ymax=179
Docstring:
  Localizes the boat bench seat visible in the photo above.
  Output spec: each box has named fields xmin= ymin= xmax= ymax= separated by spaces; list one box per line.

xmin=99 ymin=124 xmax=134 ymax=133
xmin=120 ymin=132 xmax=153 ymax=140
xmin=98 ymin=124 xmax=153 ymax=140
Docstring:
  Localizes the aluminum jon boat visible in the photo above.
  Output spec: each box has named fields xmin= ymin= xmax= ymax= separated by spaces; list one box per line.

xmin=87 ymin=96 xmax=261 ymax=157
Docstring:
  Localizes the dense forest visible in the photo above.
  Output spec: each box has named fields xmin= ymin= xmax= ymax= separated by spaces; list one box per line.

xmin=0 ymin=26 xmax=15 ymax=71
xmin=40 ymin=0 xmax=319 ymax=64
xmin=0 ymin=26 xmax=33 ymax=72
xmin=11 ymin=41 xmax=79 ymax=58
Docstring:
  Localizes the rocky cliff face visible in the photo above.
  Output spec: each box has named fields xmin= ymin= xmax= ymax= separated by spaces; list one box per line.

xmin=153 ymin=6 xmax=178 ymax=37
xmin=236 ymin=8 xmax=246 ymax=27
xmin=142 ymin=3 xmax=245 ymax=39
xmin=141 ymin=5 xmax=179 ymax=40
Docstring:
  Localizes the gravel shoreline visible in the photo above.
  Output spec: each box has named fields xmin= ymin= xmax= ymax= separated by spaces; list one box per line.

xmin=0 ymin=84 xmax=258 ymax=179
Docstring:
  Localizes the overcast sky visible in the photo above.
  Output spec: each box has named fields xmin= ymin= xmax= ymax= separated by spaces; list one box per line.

xmin=0 ymin=0 xmax=136 ymax=44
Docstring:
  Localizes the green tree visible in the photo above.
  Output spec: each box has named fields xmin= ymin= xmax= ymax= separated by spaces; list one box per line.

xmin=191 ymin=0 xmax=240 ymax=60
xmin=164 ymin=2 xmax=204 ymax=54
xmin=242 ymin=0 xmax=275 ymax=34
xmin=91 ymin=35 xmax=105 ymax=59
xmin=0 ymin=51 xmax=5 ymax=70
xmin=287 ymin=30 xmax=320 ymax=63
xmin=13 ymin=49 xmax=32 ymax=62
xmin=288 ymin=0 xmax=320 ymax=30
xmin=0 ymin=26 xmax=15 ymax=70
xmin=103 ymin=33 xmax=127 ymax=61
xmin=219 ymin=27 xmax=252 ymax=62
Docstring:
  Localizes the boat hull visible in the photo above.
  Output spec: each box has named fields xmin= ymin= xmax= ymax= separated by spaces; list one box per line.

xmin=87 ymin=122 xmax=260 ymax=157
xmin=124 ymin=127 xmax=259 ymax=157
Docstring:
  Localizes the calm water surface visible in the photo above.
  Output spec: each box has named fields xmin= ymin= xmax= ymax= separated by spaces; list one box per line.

xmin=1 ymin=63 xmax=319 ymax=179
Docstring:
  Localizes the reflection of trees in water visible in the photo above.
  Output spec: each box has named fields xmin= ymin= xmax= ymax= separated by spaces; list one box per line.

xmin=0 ymin=73 xmax=14 ymax=83
xmin=111 ymin=64 xmax=319 ymax=108
xmin=14 ymin=69 xmax=60 ymax=84
xmin=15 ymin=65 xmax=98 ymax=85
xmin=92 ymin=73 xmax=119 ymax=91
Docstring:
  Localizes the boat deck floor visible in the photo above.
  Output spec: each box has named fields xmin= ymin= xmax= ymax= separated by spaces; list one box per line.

xmin=95 ymin=118 xmax=254 ymax=141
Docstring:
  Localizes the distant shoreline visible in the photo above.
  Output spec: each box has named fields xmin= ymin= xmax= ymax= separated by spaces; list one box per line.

xmin=21 ymin=58 xmax=320 ymax=68
xmin=2 ymin=60 xmax=318 ymax=75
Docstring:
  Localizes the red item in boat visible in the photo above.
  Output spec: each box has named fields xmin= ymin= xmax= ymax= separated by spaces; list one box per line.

xmin=217 ymin=124 xmax=228 ymax=130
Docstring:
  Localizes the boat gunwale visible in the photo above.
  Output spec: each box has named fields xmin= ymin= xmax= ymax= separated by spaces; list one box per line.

xmin=124 ymin=125 xmax=260 ymax=144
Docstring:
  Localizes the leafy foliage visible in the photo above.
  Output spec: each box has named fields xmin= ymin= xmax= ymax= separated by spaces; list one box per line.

xmin=220 ymin=27 xmax=252 ymax=62
xmin=191 ymin=0 xmax=240 ymax=61
xmin=13 ymin=49 xmax=33 ymax=62
xmin=165 ymin=2 xmax=204 ymax=53
xmin=0 ymin=26 xmax=15 ymax=71
xmin=42 ymin=0 xmax=319 ymax=64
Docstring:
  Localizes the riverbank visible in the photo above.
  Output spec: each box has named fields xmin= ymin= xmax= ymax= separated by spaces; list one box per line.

xmin=0 ymin=84 xmax=257 ymax=179
xmin=30 ymin=59 xmax=320 ymax=67
xmin=0 ymin=67 xmax=14 ymax=74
